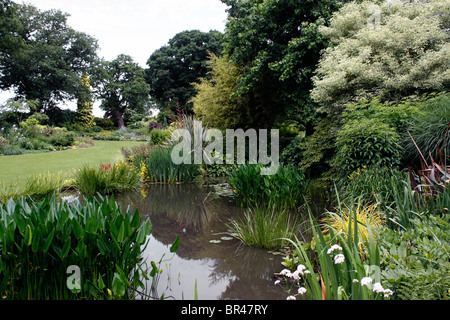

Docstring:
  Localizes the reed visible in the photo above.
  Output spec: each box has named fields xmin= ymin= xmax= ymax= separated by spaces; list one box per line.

xmin=228 ymin=164 xmax=308 ymax=209
xmin=75 ymin=160 xmax=141 ymax=195
xmin=227 ymin=205 xmax=303 ymax=250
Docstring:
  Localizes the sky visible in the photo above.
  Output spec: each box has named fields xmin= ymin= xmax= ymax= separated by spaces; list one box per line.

xmin=1 ymin=0 xmax=229 ymax=116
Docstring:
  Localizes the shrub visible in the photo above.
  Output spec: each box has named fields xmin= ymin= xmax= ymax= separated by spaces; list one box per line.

xmin=49 ymin=131 xmax=75 ymax=147
xmin=0 ymin=194 xmax=153 ymax=299
xmin=148 ymin=122 xmax=163 ymax=131
xmin=149 ymin=129 xmax=171 ymax=145
xmin=333 ymin=118 xmax=403 ymax=176
xmin=94 ymin=117 xmax=115 ymax=130
xmin=281 ymin=136 xmax=305 ymax=166
xmin=0 ymin=136 xmax=8 ymax=148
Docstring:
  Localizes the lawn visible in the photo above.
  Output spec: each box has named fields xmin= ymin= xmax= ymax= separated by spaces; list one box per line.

xmin=0 ymin=140 xmax=145 ymax=186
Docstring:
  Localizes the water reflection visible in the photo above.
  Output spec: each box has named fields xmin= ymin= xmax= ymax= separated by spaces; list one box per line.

xmin=116 ymin=184 xmax=287 ymax=300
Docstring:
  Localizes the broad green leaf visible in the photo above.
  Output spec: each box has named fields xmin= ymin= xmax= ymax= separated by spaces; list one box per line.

xmin=24 ymin=224 xmax=32 ymax=246
xmin=112 ymin=273 xmax=125 ymax=297
xmin=170 ymin=236 xmax=180 ymax=253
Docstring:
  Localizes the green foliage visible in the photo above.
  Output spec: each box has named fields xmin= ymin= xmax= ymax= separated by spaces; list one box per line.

xmin=1 ymin=145 xmax=23 ymax=155
xmin=76 ymin=73 xmax=95 ymax=129
xmin=379 ymin=214 xmax=450 ymax=300
xmin=95 ymin=54 xmax=149 ymax=129
xmin=145 ymin=30 xmax=223 ymax=113
xmin=75 ymin=161 xmax=141 ymax=195
xmin=149 ymin=129 xmax=171 ymax=145
xmin=140 ymin=145 xmax=200 ymax=184
xmin=192 ymin=54 xmax=255 ymax=129
xmin=0 ymin=2 xmax=99 ymax=108
xmin=0 ymin=194 xmax=153 ymax=299
xmin=300 ymin=116 xmax=339 ymax=177
xmin=227 ymin=206 xmax=303 ymax=250
xmin=280 ymin=136 xmax=305 ymax=167
xmin=49 ymin=131 xmax=75 ymax=147
xmin=333 ymin=118 xmax=403 ymax=176
xmin=311 ymin=0 xmax=450 ymax=109
xmin=94 ymin=117 xmax=115 ymax=130
xmin=222 ymin=0 xmax=351 ymax=127
xmin=228 ymin=164 xmax=308 ymax=209
xmin=285 ymin=206 xmax=387 ymax=300
xmin=404 ymin=92 xmax=450 ymax=164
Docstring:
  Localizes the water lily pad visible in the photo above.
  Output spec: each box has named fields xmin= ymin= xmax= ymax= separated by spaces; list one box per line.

xmin=209 ymin=240 xmax=221 ymax=244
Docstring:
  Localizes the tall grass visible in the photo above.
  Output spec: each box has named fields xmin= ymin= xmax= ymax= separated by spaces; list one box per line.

xmin=75 ymin=160 xmax=141 ymax=195
xmin=0 ymin=172 xmax=68 ymax=202
xmin=227 ymin=206 xmax=304 ymax=250
xmin=0 ymin=194 xmax=153 ymax=299
xmin=125 ymin=144 xmax=200 ymax=184
xmin=228 ymin=164 xmax=308 ymax=209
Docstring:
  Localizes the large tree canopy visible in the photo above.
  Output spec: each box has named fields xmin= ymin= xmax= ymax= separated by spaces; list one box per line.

xmin=221 ymin=0 xmax=352 ymax=130
xmin=0 ymin=1 xmax=99 ymax=110
xmin=96 ymin=54 xmax=149 ymax=129
xmin=311 ymin=0 xmax=450 ymax=112
xmin=145 ymin=29 xmax=223 ymax=114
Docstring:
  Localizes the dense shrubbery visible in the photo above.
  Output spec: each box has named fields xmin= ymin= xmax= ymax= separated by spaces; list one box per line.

xmin=333 ymin=118 xmax=403 ymax=176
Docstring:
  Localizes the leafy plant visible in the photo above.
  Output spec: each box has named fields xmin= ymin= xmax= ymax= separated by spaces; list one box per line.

xmin=333 ymin=117 xmax=403 ymax=176
xmin=280 ymin=200 xmax=391 ymax=300
xmin=228 ymin=164 xmax=308 ymax=209
xmin=322 ymin=202 xmax=385 ymax=255
xmin=0 ymin=194 xmax=153 ymax=299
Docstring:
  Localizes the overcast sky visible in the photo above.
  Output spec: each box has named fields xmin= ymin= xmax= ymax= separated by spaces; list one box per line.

xmin=1 ymin=0 xmax=229 ymax=115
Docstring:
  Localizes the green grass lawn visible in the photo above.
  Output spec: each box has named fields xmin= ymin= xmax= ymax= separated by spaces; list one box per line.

xmin=0 ymin=140 xmax=145 ymax=186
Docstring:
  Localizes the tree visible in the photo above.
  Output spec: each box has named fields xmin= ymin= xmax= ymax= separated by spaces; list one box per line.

xmin=76 ymin=73 xmax=94 ymax=128
xmin=96 ymin=54 xmax=149 ymax=129
xmin=0 ymin=2 xmax=99 ymax=111
xmin=311 ymin=0 xmax=450 ymax=112
xmin=145 ymin=30 xmax=223 ymax=114
xmin=221 ymin=0 xmax=352 ymax=131
xmin=192 ymin=54 xmax=253 ymax=129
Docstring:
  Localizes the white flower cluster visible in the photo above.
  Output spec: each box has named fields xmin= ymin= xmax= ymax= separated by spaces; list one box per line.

xmin=276 ymin=264 xmax=311 ymax=300
xmin=355 ymin=277 xmax=393 ymax=298
xmin=327 ymin=244 xmax=345 ymax=264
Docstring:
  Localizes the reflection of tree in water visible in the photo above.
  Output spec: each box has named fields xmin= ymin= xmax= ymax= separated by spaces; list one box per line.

xmin=116 ymin=184 xmax=286 ymax=300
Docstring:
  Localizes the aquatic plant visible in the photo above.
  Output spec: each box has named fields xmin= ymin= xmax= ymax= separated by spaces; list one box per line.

xmin=0 ymin=194 xmax=153 ymax=299
xmin=75 ymin=160 xmax=141 ymax=195
xmin=227 ymin=205 xmax=303 ymax=250
xmin=228 ymin=164 xmax=308 ymax=209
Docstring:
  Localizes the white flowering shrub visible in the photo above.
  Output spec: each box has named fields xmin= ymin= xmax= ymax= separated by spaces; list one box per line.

xmin=311 ymin=0 xmax=450 ymax=109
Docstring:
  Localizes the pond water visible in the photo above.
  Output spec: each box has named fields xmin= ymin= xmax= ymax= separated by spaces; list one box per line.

xmin=116 ymin=183 xmax=289 ymax=300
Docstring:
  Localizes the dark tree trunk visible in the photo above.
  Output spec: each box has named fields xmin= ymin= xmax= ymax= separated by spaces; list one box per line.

xmin=112 ymin=109 xmax=125 ymax=129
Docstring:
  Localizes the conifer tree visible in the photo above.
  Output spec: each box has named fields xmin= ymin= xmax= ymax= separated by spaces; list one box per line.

xmin=76 ymin=73 xmax=95 ymax=128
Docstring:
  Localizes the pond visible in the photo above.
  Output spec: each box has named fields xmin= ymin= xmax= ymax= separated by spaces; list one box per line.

xmin=116 ymin=183 xmax=289 ymax=300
